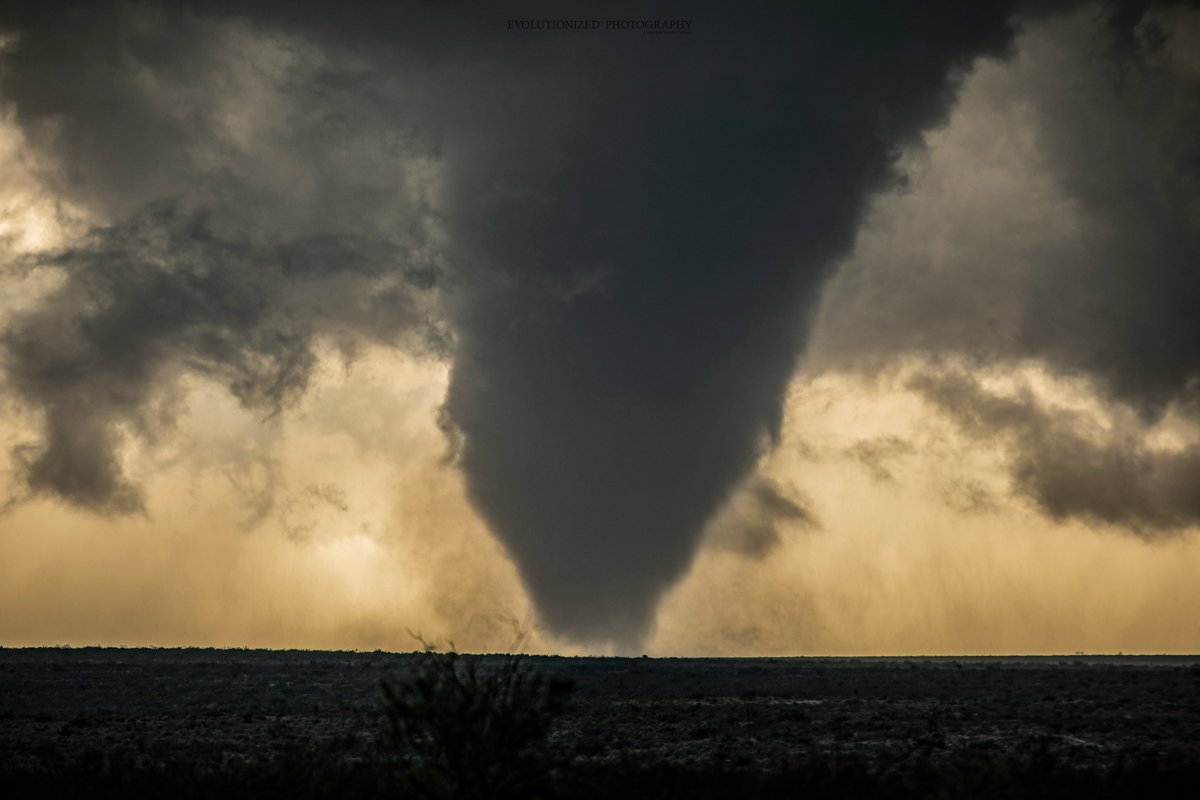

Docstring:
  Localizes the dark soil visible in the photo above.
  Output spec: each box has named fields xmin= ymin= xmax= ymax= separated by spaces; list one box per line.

xmin=2 ymin=648 xmax=1198 ymax=798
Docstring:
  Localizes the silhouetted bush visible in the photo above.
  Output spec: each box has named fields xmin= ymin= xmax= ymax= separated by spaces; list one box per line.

xmin=377 ymin=649 xmax=574 ymax=799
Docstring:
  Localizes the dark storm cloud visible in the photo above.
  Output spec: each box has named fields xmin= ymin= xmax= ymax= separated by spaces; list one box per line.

xmin=1 ymin=0 xmax=1103 ymax=646
xmin=912 ymin=369 xmax=1200 ymax=533
xmin=2 ymin=202 xmax=440 ymax=512
xmin=0 ymin=1 xmax=446 ymax=513
xmin=812 ymin=3 xmax=1200 ymax=402
xmin=807 ymin=2 xmax=1200 ymax=536
xmin=1015 ymin=6 xmax=1200 ymax=416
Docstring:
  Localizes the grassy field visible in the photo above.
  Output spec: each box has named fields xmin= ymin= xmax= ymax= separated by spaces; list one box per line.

xmin=2 ymin=648 xmax=1198 ymax=797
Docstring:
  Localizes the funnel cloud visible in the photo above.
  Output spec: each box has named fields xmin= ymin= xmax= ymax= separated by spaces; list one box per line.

xmin=435 ymin=2 xmax=1032 ymax=646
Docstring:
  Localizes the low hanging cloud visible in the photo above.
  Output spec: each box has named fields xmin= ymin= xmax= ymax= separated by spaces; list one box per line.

xmin=2 ymin=201 xmax=443 ymax=513
xmin=809 ymin=3 xmax=1200 ymax=405
xmin=703 ymin=476 xmax=818 ymax=561
xmin=911 ymin=368 xmax=1200 ymax=534
xmin=1015 ymin=5 xmax=1200 ymax=416
xmin=806 ymin=2 xmax=1200 ymax=536
xmin=0 ymin=5 xmax=446 ymax=513
xmin=845 ymin=436 xmax=915 ymax=484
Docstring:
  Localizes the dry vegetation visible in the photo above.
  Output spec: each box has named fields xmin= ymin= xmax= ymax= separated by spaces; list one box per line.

xmin=2 ymin=648 xmax=1198 ymax=798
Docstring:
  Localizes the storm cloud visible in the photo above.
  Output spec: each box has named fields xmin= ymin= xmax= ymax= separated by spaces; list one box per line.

xmin=808 ymin=2 xmax=1200 ymax=538
xmin=0 ymin=3 xmax=446 ymax=513
xmin=3 ymin=202 xmax=441 ymax=512
xmin=912 ymin=368 xmax=1200 ymax=532
xmin=4 ymin=1 xmax=1187 ymax=648
xmin=702 ymin=477 xmax=818 ymax=561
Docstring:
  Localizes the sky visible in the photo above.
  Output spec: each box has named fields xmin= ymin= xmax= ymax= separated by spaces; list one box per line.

xmin=0 ymin=0 xmax=1198 ymax=655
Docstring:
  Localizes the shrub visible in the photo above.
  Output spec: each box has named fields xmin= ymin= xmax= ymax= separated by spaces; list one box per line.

xmin=378 ymin=648 xmax=574 ymax=800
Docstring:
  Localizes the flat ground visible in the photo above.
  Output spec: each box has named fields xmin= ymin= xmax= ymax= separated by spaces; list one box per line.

xmin=2 ymin=648 xmax=1198 ymax=797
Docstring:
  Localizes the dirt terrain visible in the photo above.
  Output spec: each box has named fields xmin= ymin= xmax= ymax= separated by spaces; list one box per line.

xmin=2 ymin=648 xmax=1198 ymax=797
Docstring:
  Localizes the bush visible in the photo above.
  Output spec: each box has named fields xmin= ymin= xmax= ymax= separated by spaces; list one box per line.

xmin=378 ymin=649 xmax=574 ymax=800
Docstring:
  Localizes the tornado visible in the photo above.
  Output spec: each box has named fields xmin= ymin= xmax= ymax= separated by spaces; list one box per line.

xmin=433 ymin=2 xmax=1024 ymax=647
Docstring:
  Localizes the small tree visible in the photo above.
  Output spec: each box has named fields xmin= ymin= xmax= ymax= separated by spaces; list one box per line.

xmin=378 ymin=645 xmax=574 ymax=800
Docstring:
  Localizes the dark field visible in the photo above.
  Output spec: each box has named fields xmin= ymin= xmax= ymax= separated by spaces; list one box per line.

xmin=2 ymin=648 xmax=1199 ymax=798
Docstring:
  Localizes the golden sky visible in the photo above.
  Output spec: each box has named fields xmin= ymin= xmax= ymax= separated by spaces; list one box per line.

xmin=2 ymin=343 xmax=1198 ymax=654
